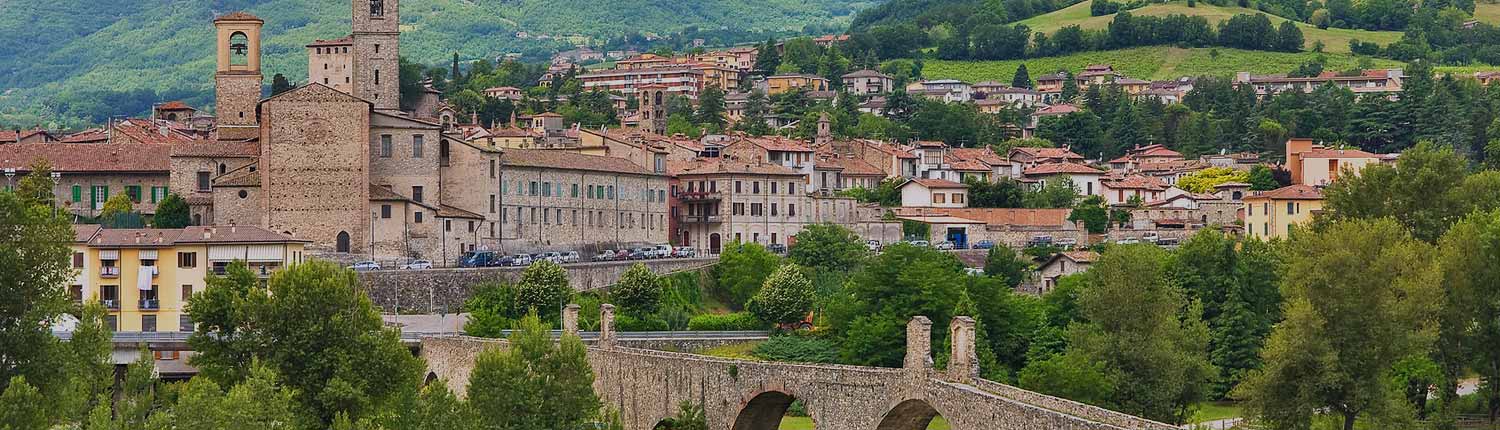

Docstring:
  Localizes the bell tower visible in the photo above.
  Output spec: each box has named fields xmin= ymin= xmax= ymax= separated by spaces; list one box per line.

xmin=213 ymin=12 xmax=264 ymax=141
xmin=353 ymin=0 xmax=401 ymax=112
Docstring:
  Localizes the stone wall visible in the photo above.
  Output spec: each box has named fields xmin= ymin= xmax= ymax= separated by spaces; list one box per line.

xmin=261 ymin=84 xmax=371 ymax=254
xmin=358 ymin=259 xmax=716 ymax=312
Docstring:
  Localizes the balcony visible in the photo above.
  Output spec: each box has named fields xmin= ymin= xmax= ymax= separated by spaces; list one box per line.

xmin=100 ymin=266 xmax=120 ymax=278
xmin=101 ymin=299 xmax=119 ymax=310
xmin=677 ymin=191 xmax=722 ymax=202
xmin=138 ymin=299 xmax=159 ymax=311
xmin=679 ymin=215 xmax=723 ymax=224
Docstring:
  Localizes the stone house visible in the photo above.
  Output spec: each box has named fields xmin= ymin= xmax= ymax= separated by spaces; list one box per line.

xmin=1023 ymin=162 xmax=1105 ymax=197
xmin=497 ymin=149 xmax=671 ymax=254
xmin=898 ymin=178 xmax=969 ymax=208
xmin=0 ymin=143 xmax=172 ymax=218
xmin=671 ymin=159 xmax=811 ymax=253
xmin=1026 ymin=251 xmax=1096 ymax=294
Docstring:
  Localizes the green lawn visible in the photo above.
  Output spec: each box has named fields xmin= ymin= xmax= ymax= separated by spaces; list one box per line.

xmin=1476 ymin=3 xmax=1500 ymax=24
xmin=915 ymin=46 xmax=1405 ymax=83
xmin=1190 ymin=401 xmax=1243 ymax=423
xmin=778 ymin=416 xmax=951 ymax=429
xmin=698 ymin=341 xmax=764 ymax=360
xmin=1015 ymin=1 xmax=1403 ymax=53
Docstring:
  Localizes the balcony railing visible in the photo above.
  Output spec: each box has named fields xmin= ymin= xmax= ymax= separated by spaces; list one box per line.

xmin=677 ymin=191 xmax=722 ymax=201
xmin=100 ymin=266 xmax=120 ymax=278
xmin=101 ymin=299 xmax=119 ymax=310
xmin=138 ymin=299 xmax=159 ymax=310
xmin=679 ymin=215 xmax=723 ymax=224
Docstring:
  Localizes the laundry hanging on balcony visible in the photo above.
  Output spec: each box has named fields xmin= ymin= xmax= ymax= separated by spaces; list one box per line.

xmin=137 ymin=266 xmax=156 ymax=291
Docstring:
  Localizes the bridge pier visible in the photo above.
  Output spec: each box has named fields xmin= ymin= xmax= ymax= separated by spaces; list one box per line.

xmin=903 ymin=316 xmax=933 ymax=377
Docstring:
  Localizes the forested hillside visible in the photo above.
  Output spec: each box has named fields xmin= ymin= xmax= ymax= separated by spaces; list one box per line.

xmin=0 ymin=0 xmax=870 ymax=127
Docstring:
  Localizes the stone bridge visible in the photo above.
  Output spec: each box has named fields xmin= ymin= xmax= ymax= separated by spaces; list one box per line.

xmin=358 ymin=258 xmax=716 ymax=313
xmin=421 ymin=305 xmax=1176 ymax=430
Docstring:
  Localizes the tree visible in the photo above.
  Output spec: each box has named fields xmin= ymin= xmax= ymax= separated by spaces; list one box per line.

xmin=55 ymin=301 xmax=113 ymax=422
xmin=0 ymin=376 xmax=47 ymax=430
xmin=1235 ymin=219 xmax=1442 ymax=430
xmin=187 ymin=261 xmax=424 ymax=424
xmin=1170 ymin=231 xmax=1282 ymax=399
xmin=220 ymin=365 xmax=301 ymax=430
xmin=1068 ymin=195 xmax=1110 ymax=234
xmin=0 ymin=190 xmax=72 ymax=395
xmin=966 ymin=177 xmax=1026 ymax=208
xmin=468 ymin=312 xmax=600 ymax=430
xmin=711 ymin=242 xmax=781 ymax=311
xmin=1275 ymin=21 xmax=1305 ymax=52
xmin=1060 ymin=72 xmax=1080 ymax=101
xmin=1436 ymin=210 xmax=1500 ymax=422
xmin=734 ymin=90 xmax=772 ymax=136
xmin=754 ymin=38 xmax=782 ymax=75
xmin=1012 ymin=63 xmax=1032 ymax=89
xmin=516 ymin=260 xmax=572 ymax=319
xmin=747 ymin=264 xmax=815 ymax=325
xmin=612 ymin=264 xmax=662 ymax=317
xmin=1058 ymin=245 xmax=1213 ymax=423
xmin=271 ymin=74 xmax=293 ymax=96
xmin=787 ymin=223 xmax=868 ymax=270
xmin=983 ymin=245 xmax=1029 ymax=288
xmin=14 ymin=159 xmax=55 ymax=208
xmin=1321 ymin=142 xmax=1475 ymax=242
xmin=1024 ymin=178 xmax=1079 ymax=208
xmin=828 ymin=244 xmax=967 ymax=367
xmin=154 ymin=193 xmax=191 ymax=228
xmin=695 ymin=86 xmax=727 ymax=131
xmin=1177 ymin=167 xmax=1251 ymax=193
xmin=99 ymin=194 xmax=134 ymax=219
xmin=1247 ymin=165 xmax=1281 ymax=191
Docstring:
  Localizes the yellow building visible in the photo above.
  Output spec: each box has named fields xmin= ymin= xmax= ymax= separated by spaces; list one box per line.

xmin=1243 ymin=184 xmax=1324 ymax=240
xmin=73 ymin=225 xmax=308 ymax=332
xmin=764 ymin=74 xmax=829 ymax=95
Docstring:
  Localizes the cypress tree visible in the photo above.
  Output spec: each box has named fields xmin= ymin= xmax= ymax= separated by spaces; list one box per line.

xmin=1012 ymin=64 xmax=1032 ymax=89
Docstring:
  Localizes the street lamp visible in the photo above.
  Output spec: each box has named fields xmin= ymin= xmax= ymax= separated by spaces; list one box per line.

xmin=50 ymin=172 xmax=61 ymax=215
xmin=3 ymin=168 xmax=15 ymax=191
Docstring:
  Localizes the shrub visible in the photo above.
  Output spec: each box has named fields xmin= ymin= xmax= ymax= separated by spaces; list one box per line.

xmin=687 ymin=312 xmax=767 ymax=331
xmin=751 ymin=335 xmax=839 ymax=363
xmin=611 ymin=263 xmax=663 ymax=317
xmin=746 ymin=264 xmax=815 ymax=324
xmin=516 ymin=261 xmax=571 ymax=319
xmin=710 ymin=242 xmax=780 ymax=310
xmin=613 ymin=314 xmax=670 ymax=332
xmin=464 ymin=282 xmax=519 ymax=337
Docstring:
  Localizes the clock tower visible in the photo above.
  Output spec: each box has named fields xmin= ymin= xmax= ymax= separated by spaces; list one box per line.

xmin=213 ymin=12 xmax=264 ymax=141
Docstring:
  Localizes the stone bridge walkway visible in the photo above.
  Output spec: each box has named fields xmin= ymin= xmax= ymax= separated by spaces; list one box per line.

xmin=421 ymin=304 xmax=1177 ymax=430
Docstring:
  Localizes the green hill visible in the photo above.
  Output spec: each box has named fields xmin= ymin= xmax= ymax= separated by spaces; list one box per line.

xmin=0 ymin=0 xmax=870 ymax=126
xmin=915 ymin=46 xmax=1408 ymax=83
xmin=1014 ymin=0 xmax=1403 ymax=53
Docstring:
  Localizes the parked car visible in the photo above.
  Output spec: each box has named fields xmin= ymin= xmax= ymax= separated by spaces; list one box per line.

xmin=347 ymin=261 xmax=381 ymax=271
xmin=972 ymin=240 xmax=995 ymax=250
xmin=1026 ymin=235 xmax=1053 ymax=248
xmin=493 ymin=255 xmax=515 ymax=267
xmin=908 ymin=240 xmax=930 ymax=248
xmin=510 ymin=254 xmax=533 ymax=266
xmin=865 ymin=240 xmax=883 ymax=252
xmin=964 ymin=267 xmax=985 ymax=276
xmin=594 ymin=250 xmax=616 ymax=261
xmin=673 ymin=247 xmax=697 ymax=258
xmin=628 ymin=248 xmax=653 ymax=259
xmin=935 ymin=241 xmax=956 ymax=250
xmin=459 ymin=252 xmax=497 ymax=268
xmin=768 ymin=243 xmax=788 ymax=254
xmin=1156 ymin=237 xmax=1180 ymax=246
xmin=1143 ymin=232 xmax=1160 ymax=243
xmin=1055 ymin=238 xmax=1078 ymax=248
xmin=614 ymin=250 xmax=636 ymax=261
xmin=653 ymin=244 xmax=673 ymax=258
xmin=542 ymin=252 xmax=565 ymax=263
xmin=400 ymin=260 xmax=433 ymax=270
xmin=1118 ymin=237 xmax=1141 ymax=245
xmin=561 ymin=251 xmax=581 ymax=263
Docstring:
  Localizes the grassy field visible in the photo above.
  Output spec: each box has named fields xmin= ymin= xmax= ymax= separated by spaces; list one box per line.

xmin=916 ymin=46 xmax=1406 ymax=82
xmin=1015 ymin=1 xmax=1403 ymax=53
xmin=1190 ymin=402 xmax=1243 ymax=423
xmin=699 ymin=341 xmax=764 ymax=360
xmin=1476 ymin=2 xmax=1500 ymax=23
xmin=778 ymin=416 xmax=951 ymax=429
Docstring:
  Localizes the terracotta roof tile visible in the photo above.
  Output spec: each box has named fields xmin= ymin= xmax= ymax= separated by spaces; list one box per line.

xmin=72 ymin=225 xmax=102 ymax=243
xmin=176 ymin=225 xmax=309 ymax=244
xmin=213 ymin=164 xmax=259 ymax=187
xmin=171 ymin=141 xmax=259 ymax=157
xmin=1024 ymin=162 xmax=1102 ymax=176
xmin=437 ymin=205 xmax=484 ymax=219
xmin=0 ymin=143 xmax=169 ymax=172
xmin=892 ymin=207 xmax=1071 ymax=227
xmin=1011 ymin=146 xmax=1083 ymax=160
xmin=903 ymin=178 xmax=968 ymax=189
xmin=669 ymin=158 xmax=802 ymax=176
xmin=1102 ymin=174 xmax=1166 ymax=190
xmin=1298 ymin=148 xmax=1380 ymax=159
xmin=1245 ymin=184 xmax=1324 ymax=200
xmin=503 ymin=149 xmax=658 ymax=176
xmin=214 ymin=11 xmax=263 ymax=22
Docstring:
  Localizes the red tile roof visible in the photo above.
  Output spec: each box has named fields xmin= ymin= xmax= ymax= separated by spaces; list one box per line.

xmin=307 ymin=36 xmax=353 ymax=47
xmin=1245 ymin=184 xmax=1324 ymax=200
xmin=893 ymin=207 xmax=1071 ymax=227
xmin=669 ymin=158 xmax=802 ymax=176
xmin=1024 ymin=162 xmax=1102 ymax=176
xmin=903 ymin=178 xmax=968 ymax=189
xmin=1297 ymin=148 xmax=1380 ymax=159
xmin=170 ymin=141 xmax=259 ymax=158
xmin=157 ymin=101 xmax=195 ymax=111
xmin=112 ymin=119 xmax=204 ymax=145
xmin=949 ymin=148 xmax=1007 ymax=166
xmin=746 ymin=136 xmax=812 ymax=152
xmin=0 ymin=144 xmax=170 ymax=172
xmin=1034 ymin=104 xmax=1080 ymax=116
xmin=1102 ymin=174 xmax=1166 ymax=190
xmin=60 ymin=128 xmax=109 ymax=143
xmin=1011 ymin=146 xmax=1083 ymax=161
xmin=503 ymin=149 xmax=658 ymax=176
xmin=214 ymin=11 xmax=263 ymax=23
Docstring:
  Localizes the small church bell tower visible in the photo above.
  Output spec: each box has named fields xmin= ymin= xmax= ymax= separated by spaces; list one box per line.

xmin=213 ymin=12 xmax=264 ymax=141
xmin=353 ymin=0 xmax=401 ymax=112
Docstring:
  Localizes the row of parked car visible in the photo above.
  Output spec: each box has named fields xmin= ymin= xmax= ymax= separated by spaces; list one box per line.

xmin=593 ymin=245 xmax=699 ymax=261
xmin=457 ymin=251 xmax=583 ymax=268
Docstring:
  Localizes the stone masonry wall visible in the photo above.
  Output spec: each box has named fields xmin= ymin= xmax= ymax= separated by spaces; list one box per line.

xmin=358 ymin=259 xmax=716 ymax=313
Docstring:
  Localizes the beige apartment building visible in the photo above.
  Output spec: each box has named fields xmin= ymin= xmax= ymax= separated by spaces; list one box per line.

xmin=497 ymin=149 xmax=671 ymax=253
xmin=671 ymin=159 xmax=813 ymax=252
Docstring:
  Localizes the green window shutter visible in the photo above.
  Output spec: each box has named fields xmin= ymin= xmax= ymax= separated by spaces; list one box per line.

xmin=72 ymin=185 xmax=81 ymax=203
xmin=89 ymin=186 xmax=95 ymax=208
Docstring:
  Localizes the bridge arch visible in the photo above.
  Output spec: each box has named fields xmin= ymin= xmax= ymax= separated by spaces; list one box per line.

xmin=731 ymin=386 xmax=820 ymax=430
xmin=875 ymin=398 xmax=950 ymax=430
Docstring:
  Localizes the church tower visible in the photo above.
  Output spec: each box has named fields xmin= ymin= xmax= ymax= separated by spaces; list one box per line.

xmin=352 ymin=0 xmax=401 ymax=112
xmin=213 ymin=12 xmax=264 ymax=141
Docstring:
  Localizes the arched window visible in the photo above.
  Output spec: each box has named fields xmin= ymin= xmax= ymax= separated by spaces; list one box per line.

xmin=370 ymin=0 xmax=384 ymax=16
xmin=229 ymin=32 xmax=249 ymax=66
xmin=218 ymin=163 xmax=227 ymax=174
xmin=336 ymin=231 xmax=351 ymax=253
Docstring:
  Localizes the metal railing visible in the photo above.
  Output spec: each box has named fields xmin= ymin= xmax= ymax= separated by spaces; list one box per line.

xmin=138 ymin=299 xmax=159 ymax=310
xmin=100 ymin=266 xmax=120 ymax=277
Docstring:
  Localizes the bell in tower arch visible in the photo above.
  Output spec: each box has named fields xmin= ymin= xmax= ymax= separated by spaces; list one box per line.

xmin=228 ymin=32 xmax=249 ymax=66
xmin=370 ymin=0 xmax=384 ymax=16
